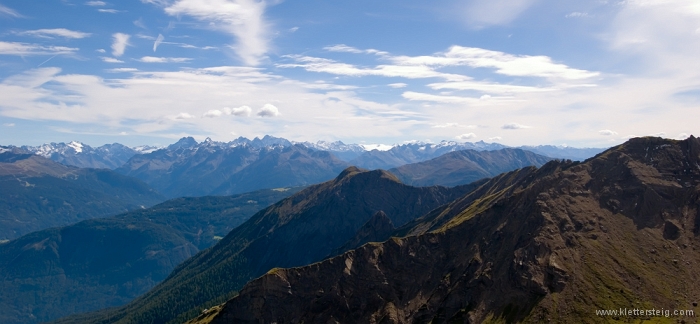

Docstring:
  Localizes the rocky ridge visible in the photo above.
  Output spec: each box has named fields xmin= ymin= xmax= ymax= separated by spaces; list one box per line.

xmin=195 ymin=136 xmax=700 ymax=324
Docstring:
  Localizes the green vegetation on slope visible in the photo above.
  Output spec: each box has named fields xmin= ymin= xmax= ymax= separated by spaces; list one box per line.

xmin=0 ymin=187 xmax=301 ymax=324
xmin=0 ymin=152 xmax=165 ymax=240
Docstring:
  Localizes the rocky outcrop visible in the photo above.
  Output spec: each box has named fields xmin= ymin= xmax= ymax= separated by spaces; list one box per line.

xmin=199 ymin=136 xmax=700 ymax=324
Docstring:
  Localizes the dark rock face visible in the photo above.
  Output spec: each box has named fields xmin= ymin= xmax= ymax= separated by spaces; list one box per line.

xmin=71 ymin=167 xmax=474 ymax=324
xmin=333 ymin=210 xmax=396 ymax=255
xmin=201 ymin=136 xmax=700 ymax=324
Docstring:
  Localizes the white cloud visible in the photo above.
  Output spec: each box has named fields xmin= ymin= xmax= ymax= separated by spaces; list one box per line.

xmin=489 ymin=136 xmax=502 ymax=141
xmin=18 ymin=28 xmax=91 ymax=39
xmin=289 ymin=26 xmax=299 ymax=32
xmin=0 ymin=4 xmax=23 ymax=18
xmin=86 ymin=1 xmax=107 ymax=6
xmin=174 ymin=112 xmax=196 ymax=119
xmin=455 ymin=133 xmax=477 ymax=140
xmin=98 ymin=9 xmax=121 ymax=13
xmin=432 ymin=123 xmax=476 ymax=128
xmin=0 ymin=41 xmax=78 ymax=56
xmin=107 ymin=68 xmax=138 ymax=73
xmin=279 ymin=55 xmax=468 ymax=81
xmin=223 ymin=106 xmax=252 ymax=116
xmin=565 ymin=12 xmax=588 ymax=18
xmin=599 ymin=129 xmax=618 ymax=136
xmin=138 ymin=56 xmax=192 ymax=63
xmin=257 ymin=104 xmax=279 ymax=117
xmin=111 ymin=33 xmax=130 ymax=57
xmin=159 ymin=0 xmax=270 ymax=66
xmin=502 ymin=122 xmax=531 ymax=130
xmin=203 ymin=109 xmax=223 ymax=118
xmin=282 ymin=45 xmax=596 ymax=85
xmin=325 ymin=44 xmax=362 ymax=53
xmin=323 ymin=44 xmax=389 ymax=56
xmin=457 ymin=0 xmax=537 ymax=27
xmin=676 ymin=132 xmax=689 ymax=139
xmin=388 ymin=83 xmax=407 ymax=88
xmin=3 ymin=123 xmax=15 ymax=127
xmin=96 ymin=49 xmax=106 ymax=53
xmin=649 ymin=132 xmax=666 ymax=137
xmin=403 ymin=91 xmax=518 ymax=105
xmin=153 ymin=34 xmax=164 ymax=52
xmin=428 ymin=80 xmax=556 ymax=94
xmin=392 ymin=46 xmax=599 ymax=80
xmin=101 ymin=57 xmax=124 ymax=63
xmin=133 ymin=18 xmax=147 ymax=29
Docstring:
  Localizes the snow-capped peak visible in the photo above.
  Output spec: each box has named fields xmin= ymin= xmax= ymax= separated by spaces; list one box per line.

xmin=360 ymin=143 xmax=394 ymax=151
xmin=68 ymin=141 xmax=84 ymax=153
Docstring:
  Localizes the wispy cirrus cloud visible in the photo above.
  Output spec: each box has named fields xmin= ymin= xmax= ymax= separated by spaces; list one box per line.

xmin=111 ymin=33 xmax=130 ymax=57
xmin=153 ymin=34 xmax=164 ymax=52
xmin=0 ymin=41 xmax=78 ymax=56
xmin=98 ymin=9 xmax=123 ymax=13
xmin=85 ymin=1 xmax=107 ymax=6
xmin=324 ymin=44 xmax=388 ymax=56
xmin=18 ymin=28 xmax=92 ymax=39
xmin=138 ymin=56 xmax=192 ymax=63
xmin=152 ymin=0 xmax=271 ymax=66
xmin=0 ymin=4 xmax=23 ymax=18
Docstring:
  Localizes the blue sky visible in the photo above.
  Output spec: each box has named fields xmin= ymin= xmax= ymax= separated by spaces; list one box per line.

xmin=0 ymin=0 xmax=699 ymax=148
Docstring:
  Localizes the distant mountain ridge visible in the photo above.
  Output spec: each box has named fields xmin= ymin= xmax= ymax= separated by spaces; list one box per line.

xmin=116 ymin=138 xmax=350 ymax=198
xmin=0 ymin=187 xmax=301 ymax=324
xmin=7 ymin=136 xmax=605 ymax=171
xmin=388 ymin=148 xmax=552 ymax=187
xmin=0 ymin=148 xmax=165 ymax=240
xmin=19 ymin=142 xmax=152 ymax=169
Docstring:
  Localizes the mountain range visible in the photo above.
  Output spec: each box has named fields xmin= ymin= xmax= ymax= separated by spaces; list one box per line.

xmin=10 ymin=136 xmax=604 ymax=171
xmin=115 ymin=138 xmax=350 ymax=198
xmin=188 ymin=136 xmax=700 ymax=323
xmin=0 ymin=187 xmax=301 ymax=324
xmin=59 ymin=167 xmax=480 ymax=324
xmin=388 ymin=148 xmax=552 ymax=187
xmin=20 ymin=141 xmax=158 ymax=170
xmin=0 ymin=147 xmax=164 ymax=240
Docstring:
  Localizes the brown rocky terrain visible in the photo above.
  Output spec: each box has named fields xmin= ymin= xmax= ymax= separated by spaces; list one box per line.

xmin=193 ymin=136 xmax=700 ymax=324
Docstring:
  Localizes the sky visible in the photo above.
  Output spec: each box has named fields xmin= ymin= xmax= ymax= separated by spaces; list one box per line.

xmin=0 ymin=0 xmax=699 ymax=148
